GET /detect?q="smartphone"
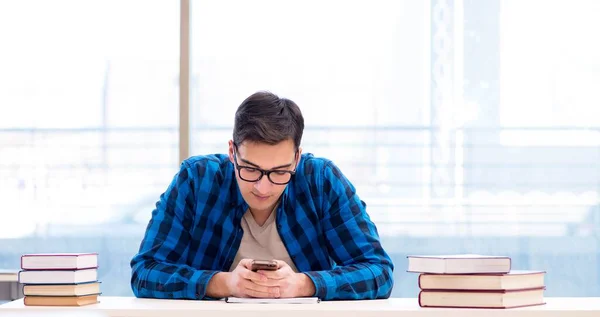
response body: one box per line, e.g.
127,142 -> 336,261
251,259 -> 278,272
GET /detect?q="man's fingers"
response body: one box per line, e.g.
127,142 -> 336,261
238,258 -> 254,270
245,289 -> 276,298
258,269 -> 285,280
253,278 -> 281,287
244,280 -> 280,297
257,260 -> 288,279
241,269 -> 267,282
274,260 -> 288,269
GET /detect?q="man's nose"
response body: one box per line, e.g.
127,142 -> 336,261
253,175 -> 272,193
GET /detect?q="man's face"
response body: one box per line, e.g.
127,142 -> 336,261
228,139 -> 301,213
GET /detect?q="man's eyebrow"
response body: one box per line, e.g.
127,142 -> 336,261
239,157 -> 293,170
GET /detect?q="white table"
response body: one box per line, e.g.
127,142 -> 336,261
1,296 -> 600,317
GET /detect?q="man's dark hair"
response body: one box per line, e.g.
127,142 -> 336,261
233,91 -> 304,150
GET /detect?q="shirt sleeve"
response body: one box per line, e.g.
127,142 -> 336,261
303,161 -> 394,300
130,161 -> 218,300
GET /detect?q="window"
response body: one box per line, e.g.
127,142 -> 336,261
190,0 -> 600,297
0,0 -> 179,295
0,0 -> 598,298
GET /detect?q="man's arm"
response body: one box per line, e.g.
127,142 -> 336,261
205,272 -> 231,298
303,161 -> 394,300
130,162 -> 225,300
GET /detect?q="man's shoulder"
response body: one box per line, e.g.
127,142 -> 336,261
300,152 -> 328,167
298,153 -> 336,176
299,153 -> 350,184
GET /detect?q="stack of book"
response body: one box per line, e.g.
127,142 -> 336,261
407,254 -> 546,309
18,253 -> 101,306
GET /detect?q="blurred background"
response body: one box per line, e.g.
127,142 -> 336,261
0,0 -> 598,298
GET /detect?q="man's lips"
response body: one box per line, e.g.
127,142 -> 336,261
252,193 -> 270,199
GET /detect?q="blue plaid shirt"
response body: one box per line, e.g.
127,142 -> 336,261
130,153 -> 394,300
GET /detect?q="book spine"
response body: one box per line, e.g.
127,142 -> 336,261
419,287 -> 546,293
415,303 -> 545,309
20,266 -> 99,271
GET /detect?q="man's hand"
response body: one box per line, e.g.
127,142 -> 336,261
226,259 -> 281,298
254,260 -> 316,298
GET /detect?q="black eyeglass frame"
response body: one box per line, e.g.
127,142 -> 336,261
232,145 -> 298,185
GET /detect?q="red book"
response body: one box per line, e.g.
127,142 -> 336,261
21,253 -> 98,270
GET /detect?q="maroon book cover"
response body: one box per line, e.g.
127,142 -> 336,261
418,287 -> 547,309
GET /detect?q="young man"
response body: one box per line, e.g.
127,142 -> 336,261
130,91 -> 394,300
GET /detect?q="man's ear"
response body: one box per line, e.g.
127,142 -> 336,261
295,146 -> 303,169
228,140 -> 235,164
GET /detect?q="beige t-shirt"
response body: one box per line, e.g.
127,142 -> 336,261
229,208 -> 298,273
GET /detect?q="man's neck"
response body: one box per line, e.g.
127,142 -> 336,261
249,201 -> 279,226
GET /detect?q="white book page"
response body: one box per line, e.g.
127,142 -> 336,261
225,297 -> 320,304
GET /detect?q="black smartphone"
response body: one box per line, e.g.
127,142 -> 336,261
251,259 -> 278,272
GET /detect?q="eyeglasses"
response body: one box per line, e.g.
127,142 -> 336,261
233,150 -> 297,185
